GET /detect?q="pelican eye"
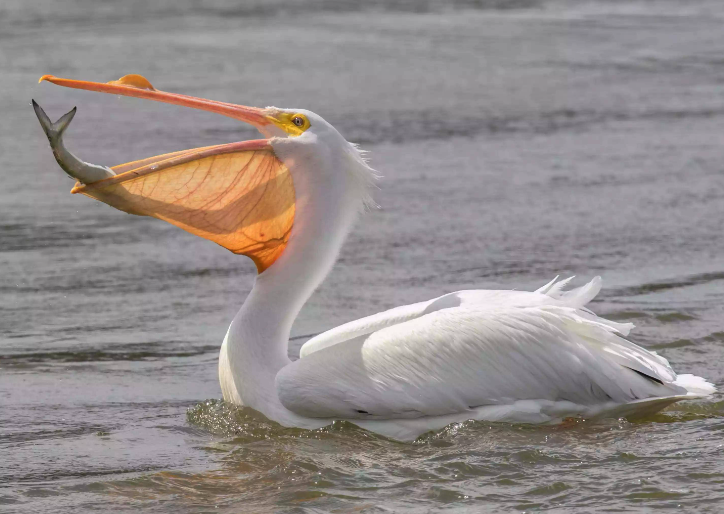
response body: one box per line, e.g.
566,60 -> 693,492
270,112 -> 309,135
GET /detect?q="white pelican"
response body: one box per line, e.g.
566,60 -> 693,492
34,74 -> 715,441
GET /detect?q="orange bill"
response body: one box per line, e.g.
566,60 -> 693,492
72,139 -> 295,273
39,74 -> 272,129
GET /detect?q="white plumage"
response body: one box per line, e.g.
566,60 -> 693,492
278,277 -> 713,429
36,75 -> 715,442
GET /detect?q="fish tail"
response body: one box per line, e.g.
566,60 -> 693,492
32,100 -> 115,183
32,99 -> 76,142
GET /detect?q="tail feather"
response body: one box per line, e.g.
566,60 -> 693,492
674,373 -> 717,397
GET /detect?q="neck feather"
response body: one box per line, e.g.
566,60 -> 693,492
221,133 -> 372,416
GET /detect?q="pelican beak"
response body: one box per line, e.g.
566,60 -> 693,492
38,74 -> 272,133
36,73 -> 295,273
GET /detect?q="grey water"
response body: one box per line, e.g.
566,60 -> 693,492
2,0 -> 724,511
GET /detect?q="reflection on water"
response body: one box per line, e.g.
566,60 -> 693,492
2,0 -> 724,512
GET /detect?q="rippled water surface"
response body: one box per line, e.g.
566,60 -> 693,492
2,0 -> 724,512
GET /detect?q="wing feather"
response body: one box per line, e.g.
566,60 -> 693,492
300,276 -> 628,357
278,301 -> 689,420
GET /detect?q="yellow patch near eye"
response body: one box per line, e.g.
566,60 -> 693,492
268,112 -> 310,136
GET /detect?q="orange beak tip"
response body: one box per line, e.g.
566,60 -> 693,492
39,74 -> 54,84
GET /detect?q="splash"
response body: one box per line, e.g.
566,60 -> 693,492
186,400 -> 378,443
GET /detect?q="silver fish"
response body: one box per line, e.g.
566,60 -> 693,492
32,99 -> 115,183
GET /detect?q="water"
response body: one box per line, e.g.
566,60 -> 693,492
2,0 -> 724,511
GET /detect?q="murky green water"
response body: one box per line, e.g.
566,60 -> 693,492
2,0 -> 724,511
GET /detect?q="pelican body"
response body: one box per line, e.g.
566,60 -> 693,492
34,74 -> 715,441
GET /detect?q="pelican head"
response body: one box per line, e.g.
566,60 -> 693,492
35,74 -> 376,275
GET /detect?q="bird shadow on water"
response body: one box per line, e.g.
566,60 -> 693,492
97,398 -> 724,512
